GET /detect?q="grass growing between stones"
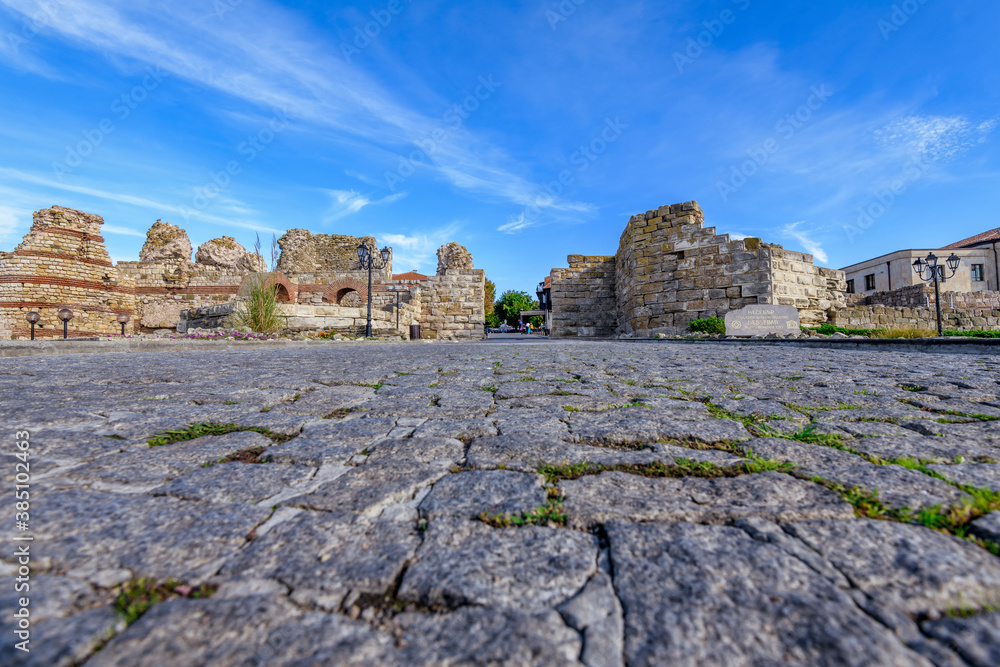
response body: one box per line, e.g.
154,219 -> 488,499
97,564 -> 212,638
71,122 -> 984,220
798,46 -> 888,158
147,422 -> 294,447
810,476 -> 1000,556
479,495 -> 567,528
324,406 -> 367,420
114,578 -> 217,626
535,456 -> 792,485
203,445 -> 269,467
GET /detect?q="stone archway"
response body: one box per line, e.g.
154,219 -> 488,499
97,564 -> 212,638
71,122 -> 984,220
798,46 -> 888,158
238,272 -> 297,304
323,278 -> 368,304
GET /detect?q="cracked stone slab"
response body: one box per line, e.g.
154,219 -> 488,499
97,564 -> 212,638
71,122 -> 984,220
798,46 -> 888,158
921,612 -> 1000,667
393,607 -> 582,666
0,607 -> 122,667
845,436 -> 1000,463
0,489 -> 269,580
902,420 -> 1000,442
278,459 -> 449,517
418,469 -> 549,520
260,417 -> 397,465
927,463 -> 1000,491
566,407 -> 750,445
466,434 -> 664,470
364,436 -> 465,466
219,515 -> 419,601
150,462 -> 316,504
398,517 -> 599,612
606,520 -> 930,666
557,571 -> 624,667
66,431 -> 276,488
89,595 -> 397,667
411,417 -> 498,440
560,470 -> 853,529
785,520 -> 1000,619
744,438 -> 970,510
969,512 -> 1000,543
265,384 -> 375,416
493,407 -> 572,436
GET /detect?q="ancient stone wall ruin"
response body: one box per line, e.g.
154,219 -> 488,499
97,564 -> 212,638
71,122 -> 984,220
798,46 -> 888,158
831,304 -> 1000,332
0,206 -> 484,340
551,201 -> 846,337
0,206 -> 135,338
549,256 -> 617,337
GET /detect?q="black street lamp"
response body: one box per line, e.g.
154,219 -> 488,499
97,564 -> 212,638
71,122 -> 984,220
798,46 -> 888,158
912,252 -> 961,336
57,308 -> 73,340
25,311 -> 40,340
357,242 -> 391,338
116,312 -> 130,336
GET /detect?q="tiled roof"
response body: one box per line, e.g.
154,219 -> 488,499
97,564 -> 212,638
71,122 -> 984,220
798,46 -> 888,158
944,228 -> 1000,249
392,272 -> 428,281
544,276 -> 551,289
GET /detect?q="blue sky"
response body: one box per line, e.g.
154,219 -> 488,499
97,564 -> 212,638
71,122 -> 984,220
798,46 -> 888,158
1,1 -> 997,294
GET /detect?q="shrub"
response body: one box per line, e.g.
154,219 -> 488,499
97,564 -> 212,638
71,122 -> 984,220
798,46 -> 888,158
870,327 -> 937,339
234,234 -> 283,333
944,329 -> 1000,339
688,317 -> 726,334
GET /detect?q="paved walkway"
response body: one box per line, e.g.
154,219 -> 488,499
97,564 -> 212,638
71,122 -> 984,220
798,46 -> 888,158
3,341 -> 1000,665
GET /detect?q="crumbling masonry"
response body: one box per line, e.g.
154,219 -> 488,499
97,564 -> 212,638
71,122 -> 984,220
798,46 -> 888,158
549,202 -> 847,337
0,206 -> 484,341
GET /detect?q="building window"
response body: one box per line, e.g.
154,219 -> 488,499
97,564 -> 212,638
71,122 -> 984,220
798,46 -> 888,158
846,279 -> 855,294
972,264 -> 984,282
864,274 -> 876,291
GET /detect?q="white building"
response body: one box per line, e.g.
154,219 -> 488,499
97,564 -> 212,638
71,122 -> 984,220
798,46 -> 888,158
840,228 -> 999,295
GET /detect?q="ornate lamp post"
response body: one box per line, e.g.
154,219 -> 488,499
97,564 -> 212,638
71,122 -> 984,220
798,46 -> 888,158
116,312 -> 130,336
912,252 -> 961,336
57,308 -> 73,340
25,312 -> 40,340
357,242 -> 391,338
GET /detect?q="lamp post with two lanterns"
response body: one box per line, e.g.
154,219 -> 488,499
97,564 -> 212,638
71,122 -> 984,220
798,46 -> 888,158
912,252 -> 961,337
357,242 -> 392,338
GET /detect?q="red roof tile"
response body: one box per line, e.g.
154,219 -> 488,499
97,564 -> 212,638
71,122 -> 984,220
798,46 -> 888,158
392,272 -> 428,281
944,228 -> 1000,249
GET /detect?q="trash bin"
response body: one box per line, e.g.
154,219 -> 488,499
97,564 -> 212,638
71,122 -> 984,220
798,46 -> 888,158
409,324 -> 421,340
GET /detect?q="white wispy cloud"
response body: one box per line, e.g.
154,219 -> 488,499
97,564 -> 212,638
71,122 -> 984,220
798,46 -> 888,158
498,212 -> 532,234
0,0 -> 592,223
875,115 -> 997,161
101,224 -> 146,237
324,189 -> 405,222
726,232 -> 749,241
380,222 -> 462,274
0,205 -> 29,244
782,221 -> 828,263
0,167 -> 284,234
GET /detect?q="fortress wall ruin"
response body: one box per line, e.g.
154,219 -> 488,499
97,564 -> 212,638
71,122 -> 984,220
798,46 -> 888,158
0,206 -> 484,340
0,207 -> 136,338
549,256 -> 617,337
550,201 -> 847,337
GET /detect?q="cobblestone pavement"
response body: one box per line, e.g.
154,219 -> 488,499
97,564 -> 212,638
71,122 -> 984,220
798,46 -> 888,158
3,341 -> 1000,666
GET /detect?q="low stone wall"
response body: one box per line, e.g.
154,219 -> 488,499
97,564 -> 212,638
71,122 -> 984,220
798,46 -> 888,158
846,285 -> 1000,312
551,255 -> 616,337
830,305 -> 1000,331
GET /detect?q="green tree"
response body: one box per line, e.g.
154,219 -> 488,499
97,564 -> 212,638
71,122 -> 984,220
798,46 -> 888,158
495,290 -> 539,326
484,279 -> 497,321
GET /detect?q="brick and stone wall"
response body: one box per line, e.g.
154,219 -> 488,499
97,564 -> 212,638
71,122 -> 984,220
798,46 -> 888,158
417,244 -> 485,340
551,201 -> 846,337
550,256 -> 617,337
850,285 -> 1000,311
0,206 -> 137,339
831,305 -> 1000,332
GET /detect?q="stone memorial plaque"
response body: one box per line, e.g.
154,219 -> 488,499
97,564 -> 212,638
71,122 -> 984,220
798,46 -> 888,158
724,304 -> 800,337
